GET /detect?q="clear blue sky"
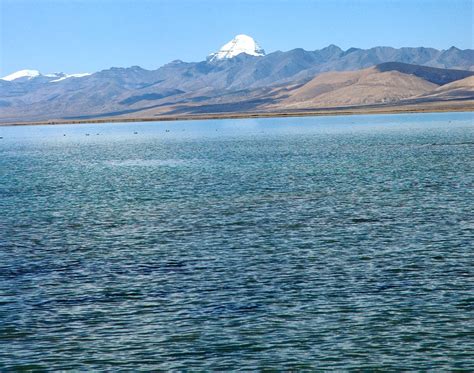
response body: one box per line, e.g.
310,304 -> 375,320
0,0 -> 472,75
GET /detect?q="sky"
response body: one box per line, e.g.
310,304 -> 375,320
0,0 -> 472,76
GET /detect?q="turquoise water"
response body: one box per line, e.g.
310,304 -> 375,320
0,112 -> 473,370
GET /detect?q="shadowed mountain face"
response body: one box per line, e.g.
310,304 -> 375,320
0,45 -> 473,122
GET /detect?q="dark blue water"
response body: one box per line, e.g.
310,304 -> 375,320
1,113 -> 473,370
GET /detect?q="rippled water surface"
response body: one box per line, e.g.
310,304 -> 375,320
1,113 -> 473,370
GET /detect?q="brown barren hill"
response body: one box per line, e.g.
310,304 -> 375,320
271,66 -> 439,110
416,75 -> 474,101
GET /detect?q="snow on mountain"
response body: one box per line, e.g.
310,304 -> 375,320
208,34 -> 265,62
50,73 -> 91,83
1,69 -> 41,81
1,69 -> 91,82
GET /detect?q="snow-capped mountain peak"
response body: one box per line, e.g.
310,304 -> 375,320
1,69 -> 41,81
1,69 -> 91,82
208,34 -> 265,62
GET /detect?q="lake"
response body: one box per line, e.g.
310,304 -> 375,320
0,112 -> 473,370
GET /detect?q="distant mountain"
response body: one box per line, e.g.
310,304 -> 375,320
0,36 -> 473,123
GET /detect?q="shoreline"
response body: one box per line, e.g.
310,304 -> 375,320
1,102 -> 472,127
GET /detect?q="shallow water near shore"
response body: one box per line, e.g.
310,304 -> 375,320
0,112 -> 473,370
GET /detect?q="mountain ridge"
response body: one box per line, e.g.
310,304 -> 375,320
1,41 -> 473,123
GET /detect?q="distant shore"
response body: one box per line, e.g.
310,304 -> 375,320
1,101 -> 472,127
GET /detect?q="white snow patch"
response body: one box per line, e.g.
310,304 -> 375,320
44,73 -> 63,78
50,73 -> 91,83
1,69 -> 91,82
1,69 -> 41,81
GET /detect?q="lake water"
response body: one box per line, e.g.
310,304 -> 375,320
0,112 -> 473,370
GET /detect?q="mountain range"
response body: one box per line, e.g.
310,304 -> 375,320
1,35 -> 473,123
